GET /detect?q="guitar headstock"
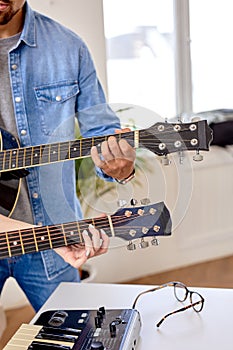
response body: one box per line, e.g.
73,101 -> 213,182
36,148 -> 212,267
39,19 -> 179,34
111,201 -> 172,249
139,120 -> 213,156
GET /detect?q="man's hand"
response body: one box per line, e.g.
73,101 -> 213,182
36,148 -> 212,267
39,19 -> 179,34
90,128 -> 136,181
55,225 -> 109,269
0,215 -> 109,270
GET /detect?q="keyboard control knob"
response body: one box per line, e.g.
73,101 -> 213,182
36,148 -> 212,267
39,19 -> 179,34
91,341 -> 104,349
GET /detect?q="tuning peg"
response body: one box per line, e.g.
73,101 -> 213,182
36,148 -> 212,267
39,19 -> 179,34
151,238 -> 159,246
117,199 -> 127,208
140,198 -> 150,205
127,241 -> 136,251
138,238 -> 149,249
193,150 -> 203,161
130,198 -> 138,206
161,155 -> 171,166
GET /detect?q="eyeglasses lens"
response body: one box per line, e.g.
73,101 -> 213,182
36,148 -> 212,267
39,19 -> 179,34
190,292 -> 203,312
174,283 -> 187,302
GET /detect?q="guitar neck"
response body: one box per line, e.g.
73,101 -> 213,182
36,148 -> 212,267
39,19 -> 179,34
0,131 -> 136,173
0,201 -> 172,260
0,120 -> 212,173
0,216 -> 112,259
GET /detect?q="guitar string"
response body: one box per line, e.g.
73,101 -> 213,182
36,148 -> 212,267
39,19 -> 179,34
0,212 -> 159,255
0,125 -> 202,169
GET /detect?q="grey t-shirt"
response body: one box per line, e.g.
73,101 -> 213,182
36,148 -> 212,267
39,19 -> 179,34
0,33 -> 34,224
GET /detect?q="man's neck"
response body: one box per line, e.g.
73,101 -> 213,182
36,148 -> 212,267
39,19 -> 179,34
0,7 -> 24,39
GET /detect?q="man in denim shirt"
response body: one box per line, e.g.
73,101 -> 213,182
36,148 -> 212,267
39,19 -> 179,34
0,1 -> 136,311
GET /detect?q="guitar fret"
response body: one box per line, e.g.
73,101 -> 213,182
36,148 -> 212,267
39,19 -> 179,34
18,229 -> 25,255
107,215 -> 115,237
7,231 -> 23,257
47,226 -> 53,249
62,224 -> 68,246
4,150 -> 11,171
68,141 -> 71,160
0,232 -> 11,259
17,148 -> 25,168
32,146 -> 41,165
58,143 -> 61,161
69,140 -> 81,159
91,216 -> 111,237
33,226 -> 52,251
39,145 -> 46,165
76,221 -> 82,244
48,225 -> 65,249
0,151 -> 4,171
32,227 -> 39,252
59,142 -> 70,161
48,144 -> 51,164
134,130 -> 139,149
11,148 -> 18,169
63,223 -> 80,246
25,147 -> 33,167
19,227 -> 38,254
50,143 -> 59,162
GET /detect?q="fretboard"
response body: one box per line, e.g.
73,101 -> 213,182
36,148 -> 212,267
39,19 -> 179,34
0,201 -> 172,260
0,216 -> 112,259
0,131 -> 136,173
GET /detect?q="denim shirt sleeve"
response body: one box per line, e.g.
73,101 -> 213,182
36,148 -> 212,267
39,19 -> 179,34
76,43 -> 121,137
75,44 -> 121,182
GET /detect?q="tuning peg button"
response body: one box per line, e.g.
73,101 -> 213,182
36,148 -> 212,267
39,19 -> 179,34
117,199 -> 127,207
161,155 -> 171,166
138,239 -> 149,249
193,152 -> 203,161
130,198 -> 138,206
127,242 -> 136,251
140,198 -> 150,205
151,238 -> 159,246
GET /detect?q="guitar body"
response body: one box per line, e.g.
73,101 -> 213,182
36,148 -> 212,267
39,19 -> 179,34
0,128 -> 24,217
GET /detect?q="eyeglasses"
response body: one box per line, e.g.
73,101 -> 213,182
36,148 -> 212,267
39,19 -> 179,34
132,281 -> 205,328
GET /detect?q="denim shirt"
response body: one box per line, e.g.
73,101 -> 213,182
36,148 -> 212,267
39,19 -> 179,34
9,2 -> 120,224
8,3 -> 120,277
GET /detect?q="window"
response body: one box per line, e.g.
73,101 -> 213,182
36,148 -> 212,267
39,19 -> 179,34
104,0 -> 233,119
103,0 -> 176,119
190,0 -> 233,112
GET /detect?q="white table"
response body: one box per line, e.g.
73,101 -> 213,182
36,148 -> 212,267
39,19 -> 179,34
32,282 -> 233,349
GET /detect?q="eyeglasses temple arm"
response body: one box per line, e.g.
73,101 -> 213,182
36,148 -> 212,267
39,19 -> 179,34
132,283 -> 175,309
156,301 -> 203,328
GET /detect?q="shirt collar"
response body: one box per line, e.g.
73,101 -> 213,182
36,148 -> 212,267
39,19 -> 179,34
19,2 -> 36,47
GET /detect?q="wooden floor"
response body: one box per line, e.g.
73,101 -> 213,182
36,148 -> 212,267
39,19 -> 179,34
124,254 -> 233,288
0,254 -> 233,349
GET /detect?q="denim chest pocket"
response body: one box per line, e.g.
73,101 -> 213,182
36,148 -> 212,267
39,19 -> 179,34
34,81 -> 79,138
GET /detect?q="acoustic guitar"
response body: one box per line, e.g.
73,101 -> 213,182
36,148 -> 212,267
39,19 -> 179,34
0,120 -> 212,216
0,201 -> 171,259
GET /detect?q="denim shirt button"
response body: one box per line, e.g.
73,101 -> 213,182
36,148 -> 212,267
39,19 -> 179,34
11,64 -> 18,70
37,221 -> 43,226
55,95 -> 62,102
33,192 -> 39,199
21,129 -> 27,136
15,96 -> 21,103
